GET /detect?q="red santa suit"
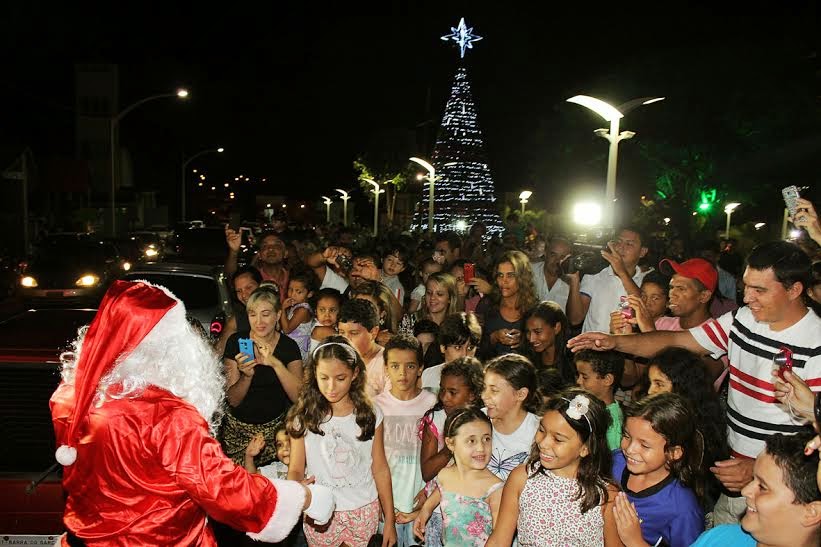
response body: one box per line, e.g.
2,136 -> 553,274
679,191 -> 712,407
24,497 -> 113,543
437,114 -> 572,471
49,280 -> 325,546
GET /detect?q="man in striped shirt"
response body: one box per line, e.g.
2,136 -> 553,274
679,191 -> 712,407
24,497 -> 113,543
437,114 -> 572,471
568,241 -> 821,525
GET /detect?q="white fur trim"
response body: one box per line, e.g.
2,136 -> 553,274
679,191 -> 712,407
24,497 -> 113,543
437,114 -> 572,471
55,445 -> 77,466
245,478 -> 306,543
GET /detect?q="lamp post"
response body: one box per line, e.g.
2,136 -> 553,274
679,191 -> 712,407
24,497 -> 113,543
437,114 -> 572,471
181,146 -> 224,222
724,202 -> 741,238
111,88 -> 189,235
363,179 -> 385,237
410,157 -> 437,233
519,190 -> 532,215
335,189 -> 350,226
566,94 -> 664,230
321,196 -> 332,223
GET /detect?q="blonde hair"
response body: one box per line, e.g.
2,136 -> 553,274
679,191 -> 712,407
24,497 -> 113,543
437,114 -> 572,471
246,286 -> 282,313
421,272 -> 461,319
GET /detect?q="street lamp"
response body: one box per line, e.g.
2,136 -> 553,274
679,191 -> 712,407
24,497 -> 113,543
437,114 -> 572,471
573,202 -> 602,226
724,202 -> 740,238
110,88 -> 189,234
519,190 -> 532,215
321,196 -> 333,223
410,156 -> 437,233
363,179 -> 385,237
335,189 -> 350,226
566,94 -> 665,230
181,146 -> 224,222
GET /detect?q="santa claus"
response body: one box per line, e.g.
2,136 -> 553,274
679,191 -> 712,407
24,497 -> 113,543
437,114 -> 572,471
49,280 -> 333,545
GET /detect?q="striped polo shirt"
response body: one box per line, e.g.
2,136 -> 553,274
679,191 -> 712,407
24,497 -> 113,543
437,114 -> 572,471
690,306 -> 821,458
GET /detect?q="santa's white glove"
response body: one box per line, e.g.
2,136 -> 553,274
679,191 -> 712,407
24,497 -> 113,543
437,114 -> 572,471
305,483 -> 335,525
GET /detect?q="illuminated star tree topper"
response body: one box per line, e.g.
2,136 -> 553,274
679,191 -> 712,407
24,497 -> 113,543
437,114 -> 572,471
441,17 -> 483,58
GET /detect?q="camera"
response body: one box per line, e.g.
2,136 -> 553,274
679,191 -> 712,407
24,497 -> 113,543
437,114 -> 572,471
560,251 -> 608,276
336,254 -> 353,272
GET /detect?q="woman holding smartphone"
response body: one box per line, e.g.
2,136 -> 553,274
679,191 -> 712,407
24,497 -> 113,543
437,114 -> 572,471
471,250 -> 538,359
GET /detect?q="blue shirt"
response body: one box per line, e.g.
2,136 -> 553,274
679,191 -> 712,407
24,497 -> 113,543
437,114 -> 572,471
690,524 -> 755,546
612,450 -> 704,547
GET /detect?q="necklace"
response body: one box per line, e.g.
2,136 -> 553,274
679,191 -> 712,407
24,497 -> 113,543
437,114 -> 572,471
252,332 -> 279,352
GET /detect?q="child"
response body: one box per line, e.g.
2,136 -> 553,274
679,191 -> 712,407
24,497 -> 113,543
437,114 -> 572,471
417,357 -> 485,547
310,287 -> 344,354
286,336 -> 397,547
612,392 -> 705,547
421,312 -> 482,395
280,268 -> 317,360
486,387 -> 620,546
244,426 -> 290,480
408,258 -> 442,314
413,407 -> 503,546
381,245 -> 409,306
374,334 -> 437,547
338,298 -> 386,399
574,349 -> 625,451
482,354 -> 541,480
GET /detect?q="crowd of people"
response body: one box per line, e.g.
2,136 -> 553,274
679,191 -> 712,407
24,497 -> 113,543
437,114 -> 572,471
74,196 -> 821,546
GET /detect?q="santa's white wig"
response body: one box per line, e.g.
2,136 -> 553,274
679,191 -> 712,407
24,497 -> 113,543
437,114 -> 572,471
60,283 -> 226,433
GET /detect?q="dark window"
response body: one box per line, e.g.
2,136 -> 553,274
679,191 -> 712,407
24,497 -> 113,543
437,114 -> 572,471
122,274 -> 219,310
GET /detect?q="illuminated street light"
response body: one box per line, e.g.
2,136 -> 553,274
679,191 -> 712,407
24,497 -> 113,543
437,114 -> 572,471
754,222 -> 766,230
363,178 -> 386,237
181,146 -> 224,221
573,202 -> 602,226
724,202 -> 740,238
566,94 -> 665,230
410,157 -> 437,232
321,196 -> 333,223
110,88 -> 189,234
519,190 -> 532,215
335,189 -> 350,226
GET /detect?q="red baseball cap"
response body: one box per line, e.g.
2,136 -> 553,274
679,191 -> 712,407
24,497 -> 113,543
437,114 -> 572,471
659,258 -> 718,292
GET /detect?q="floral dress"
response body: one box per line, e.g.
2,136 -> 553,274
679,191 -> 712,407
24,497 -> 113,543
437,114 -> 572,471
437,478 -> 503,546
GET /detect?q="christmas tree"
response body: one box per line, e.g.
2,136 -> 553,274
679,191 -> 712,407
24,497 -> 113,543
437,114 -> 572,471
412,18 -> 504,236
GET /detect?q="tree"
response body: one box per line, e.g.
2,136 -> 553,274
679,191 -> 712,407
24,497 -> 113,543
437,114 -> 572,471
352,157 -> 409,225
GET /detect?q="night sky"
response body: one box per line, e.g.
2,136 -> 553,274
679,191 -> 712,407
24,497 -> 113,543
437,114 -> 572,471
2,4 -> 819,227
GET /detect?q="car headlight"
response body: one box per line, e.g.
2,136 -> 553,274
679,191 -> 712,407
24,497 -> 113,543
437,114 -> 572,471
20,275 -> 38,288
144,248 -> 158,258
76,274 -> 100,287
122,261 -> 132,271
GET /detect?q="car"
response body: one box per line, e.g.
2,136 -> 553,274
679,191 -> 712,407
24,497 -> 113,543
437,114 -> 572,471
121,262 -> 233,340
126,231 -> 171,262
18,237 -> 130,306
0,308 -> 98,536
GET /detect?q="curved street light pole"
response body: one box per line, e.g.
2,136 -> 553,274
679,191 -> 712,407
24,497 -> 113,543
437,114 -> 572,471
335,189 -> 350,226
724,202 -> 740,239
410,157 -> 436,233
519,190 -> 532,215
363,179 -> 385,237
110,88 -> 189,235
321,196 -> 333,223
181,147 -> 224,222
566,95 -> 664,230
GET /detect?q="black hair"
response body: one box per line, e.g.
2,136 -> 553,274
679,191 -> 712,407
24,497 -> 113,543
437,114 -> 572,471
443,405 -> 492,440
648,347 -> 729,465
314,287 -> 345,307
641,270 -> 670,292
421,356 -> 485,427
616,225 -> 648,248
413,318 -> 440,338
354,248 -> 382,265
766,430 -> 821,505
536,368 -> 568,403
520,301 -> 575,385
624,393 -> 705,500
531,387 -> 613,513
288,266 -> 319,295
384,333 -> 424,368
574,350 -> 625,392
338,298 -> 380,331
438,312 -> 482,348
484,354 -> 540,414
435,231 -> 462,252
232,265 -> 263,286
746,241 -> 812,292
383,244 -> 411,267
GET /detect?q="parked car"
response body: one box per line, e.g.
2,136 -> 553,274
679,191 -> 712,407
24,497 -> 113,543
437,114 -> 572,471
18,237 -> 129,306
0,308 -> 97,536
121,262 -> 233,340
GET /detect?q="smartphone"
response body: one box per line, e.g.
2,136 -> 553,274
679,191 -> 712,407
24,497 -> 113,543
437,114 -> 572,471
229,212 -> 242,231
238,338 -> 255,358
782,186 -> 801,218
618,296 -> 634,319
774,346 -> 793,381
463,263 -> 475,283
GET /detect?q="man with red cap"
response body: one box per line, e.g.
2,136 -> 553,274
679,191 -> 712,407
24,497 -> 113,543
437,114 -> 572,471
50,280 -> 334,546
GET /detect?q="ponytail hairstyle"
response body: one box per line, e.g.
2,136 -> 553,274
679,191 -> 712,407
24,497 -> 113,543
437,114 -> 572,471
624,392 -> 705,501
484,353 -> 540,414
286,335 -> 375,441
529,387 -> 613,513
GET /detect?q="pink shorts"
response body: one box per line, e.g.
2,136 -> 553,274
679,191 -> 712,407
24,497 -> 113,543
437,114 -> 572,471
303,498 -> 380,547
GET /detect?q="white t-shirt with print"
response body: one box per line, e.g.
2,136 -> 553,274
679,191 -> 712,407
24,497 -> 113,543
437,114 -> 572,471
304,406 -> 384,511
484,410 -> 540,481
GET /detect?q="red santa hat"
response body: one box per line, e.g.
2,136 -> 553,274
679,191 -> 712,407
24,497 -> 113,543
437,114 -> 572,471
55,280 -> 178,466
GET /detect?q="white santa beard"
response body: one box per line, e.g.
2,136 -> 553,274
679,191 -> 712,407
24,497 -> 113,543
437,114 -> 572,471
62,302 -> 226,432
